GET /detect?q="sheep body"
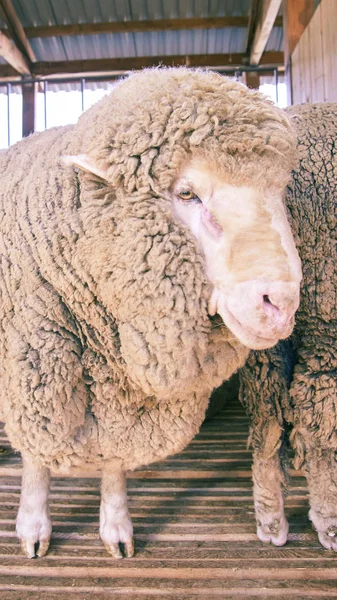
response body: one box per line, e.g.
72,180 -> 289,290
238,102 -> 337,549
0,67 -> 298,557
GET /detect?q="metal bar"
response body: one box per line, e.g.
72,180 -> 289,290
6,82 -> 10,146
22,80 -> 36,137
44,79 -> 47,130
81,77 -> 85,112
0,66 -> 282,87
274,68 -> 279,105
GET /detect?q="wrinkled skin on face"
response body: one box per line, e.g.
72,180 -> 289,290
171,158 -> 302,350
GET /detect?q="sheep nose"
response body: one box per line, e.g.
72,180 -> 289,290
260,284 -> 299,332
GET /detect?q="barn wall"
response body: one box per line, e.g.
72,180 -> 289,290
291,0 -> 337,104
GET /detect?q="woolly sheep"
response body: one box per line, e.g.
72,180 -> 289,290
238,102 -> 337,551
0,67 -> 301,559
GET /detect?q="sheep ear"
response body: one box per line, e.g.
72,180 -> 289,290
62,154 -> 109,180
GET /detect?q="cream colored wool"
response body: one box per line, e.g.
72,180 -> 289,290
0,67 -> 296,474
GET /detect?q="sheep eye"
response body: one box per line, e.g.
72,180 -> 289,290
178,189 -> 201,203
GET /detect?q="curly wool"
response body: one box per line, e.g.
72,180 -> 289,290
0,68 -> 296,474
239,102 -> 337,462
74,67 -> 297,193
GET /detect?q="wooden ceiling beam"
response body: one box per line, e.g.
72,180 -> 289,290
249,0 -> 283,65
0,52 -> 284,79
246,0 -> 263,56
28,52 -> 283,77
0,61 -> 17,78
0,30 -> 30,74
0,0 -> 35,62
17,16 -> 282,39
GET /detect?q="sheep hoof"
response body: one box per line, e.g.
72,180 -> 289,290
317,530 -> 337,552
124,539 -> 135,558
309,509 -> 337,551
16,512 -> 52,558
256,514 -> 289,546
103,542 -> 124,559
327,528 -> 337,537
103,538 -> 134,559
20,539 -> 37,559
100,516 -> 134,559
19,537 -> 50,559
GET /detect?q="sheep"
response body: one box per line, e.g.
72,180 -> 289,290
238,102 -> 337,551
0,67 -> 302,559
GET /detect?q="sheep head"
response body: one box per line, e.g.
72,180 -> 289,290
171,158 -> 302,350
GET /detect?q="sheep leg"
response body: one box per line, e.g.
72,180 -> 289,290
16,454 -> 51,558
252,451 -> 288,546
238,344 -> 294,547
305,449 -> 337,551
100,469 -> 134,559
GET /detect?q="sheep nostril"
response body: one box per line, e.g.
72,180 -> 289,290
262,294 -> 287,325
262,294 -> 279,313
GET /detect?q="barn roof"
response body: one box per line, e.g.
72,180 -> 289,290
0,0 -> 289,79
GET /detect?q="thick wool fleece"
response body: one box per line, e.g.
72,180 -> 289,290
0,68 -> 295,474
74,67 -> 296,194
239,102 -> 337,468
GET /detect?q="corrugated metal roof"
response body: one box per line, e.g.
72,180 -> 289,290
13,0 -> 253,26
265,26 -> 283,52
29,27 -> 260,62
10,0 -> 322,29
9,0 -> 282,65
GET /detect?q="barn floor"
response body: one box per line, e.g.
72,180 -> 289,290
1,397 -> 337,599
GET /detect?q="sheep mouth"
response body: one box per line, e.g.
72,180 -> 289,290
212,306 -> 282,350
208,312 -> 278,349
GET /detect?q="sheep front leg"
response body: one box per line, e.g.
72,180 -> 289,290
100,468 -> 134,559
238,344 -> 293,547
306,449 -> 337,551
16,455 -> 51,558
253,452 -> 288,546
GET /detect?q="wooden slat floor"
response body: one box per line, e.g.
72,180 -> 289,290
1,398 -> 337,599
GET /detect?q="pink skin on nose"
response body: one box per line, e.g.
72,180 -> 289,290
254,280 -> 300,331
262,295 -> 293,328
201,205 -> 223,238
225,280 -> 300,342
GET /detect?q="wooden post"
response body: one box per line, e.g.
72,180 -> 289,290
283,0 -> 315,105
22,81 -> 35,137
244,71 -> 260,89
249,0 -> 282,65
